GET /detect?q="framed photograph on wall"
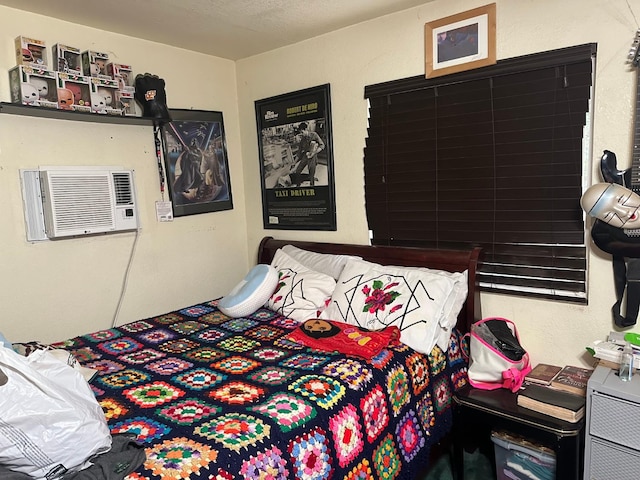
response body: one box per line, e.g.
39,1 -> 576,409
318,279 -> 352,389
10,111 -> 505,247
255,84 -> 336,231
425,3 -> 496,78
161,109 -> 233,217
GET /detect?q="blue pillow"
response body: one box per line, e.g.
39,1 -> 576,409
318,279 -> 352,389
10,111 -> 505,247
0,331 -> 12,350
218,264 -> 278,318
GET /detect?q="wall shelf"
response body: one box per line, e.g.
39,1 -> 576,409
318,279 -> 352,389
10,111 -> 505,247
0,102 -> 154,126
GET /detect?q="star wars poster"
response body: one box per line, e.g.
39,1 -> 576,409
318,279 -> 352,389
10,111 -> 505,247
161,109 -> 233,217
255,84 -> 336,230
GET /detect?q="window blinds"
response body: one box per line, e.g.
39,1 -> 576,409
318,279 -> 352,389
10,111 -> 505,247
363,44 -> 596,302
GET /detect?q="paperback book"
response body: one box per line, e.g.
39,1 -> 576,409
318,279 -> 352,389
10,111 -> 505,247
550,365 -> 593,396
524,363 -> 562,385
517,383 -> 586,423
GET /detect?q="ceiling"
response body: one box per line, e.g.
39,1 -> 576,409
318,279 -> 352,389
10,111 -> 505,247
0,0 -> 432,60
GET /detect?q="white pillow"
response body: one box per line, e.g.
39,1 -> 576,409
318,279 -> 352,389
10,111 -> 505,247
321,259 -> 466,354
430,269 -> 468,342
281,244 -> 362,280
435,270 -> 467,350
267,249 -> 337,322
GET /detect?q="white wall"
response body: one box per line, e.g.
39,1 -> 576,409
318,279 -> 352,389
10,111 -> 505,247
0,6 -> 250,343
236,0 -> 640,368
1,0 -> 638,367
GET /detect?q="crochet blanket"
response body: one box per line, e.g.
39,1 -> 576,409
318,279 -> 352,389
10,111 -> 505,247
53,300 -> 469,480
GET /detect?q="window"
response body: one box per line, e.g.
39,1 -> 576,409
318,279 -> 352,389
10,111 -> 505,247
363,44 -> 596,303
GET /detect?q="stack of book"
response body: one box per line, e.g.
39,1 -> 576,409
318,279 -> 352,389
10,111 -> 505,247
517,364 -> 592,423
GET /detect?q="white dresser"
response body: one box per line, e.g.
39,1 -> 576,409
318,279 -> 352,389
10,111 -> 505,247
584,364 -> 640,479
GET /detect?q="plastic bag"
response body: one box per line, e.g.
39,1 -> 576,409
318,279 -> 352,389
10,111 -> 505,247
0,346 -> 112,479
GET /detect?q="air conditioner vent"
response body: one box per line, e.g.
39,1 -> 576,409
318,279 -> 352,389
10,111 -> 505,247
112,172 -> 133,205
48,175 -> 113,232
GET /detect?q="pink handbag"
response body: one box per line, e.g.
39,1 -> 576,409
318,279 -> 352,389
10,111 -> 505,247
465,317 -> 531,392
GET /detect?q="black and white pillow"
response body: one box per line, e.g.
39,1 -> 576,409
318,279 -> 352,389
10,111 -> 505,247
321,259 -> 467,354
267,249 -> 337,322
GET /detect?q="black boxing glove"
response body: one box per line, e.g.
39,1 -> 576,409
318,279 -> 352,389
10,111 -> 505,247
134,73 -> 171,121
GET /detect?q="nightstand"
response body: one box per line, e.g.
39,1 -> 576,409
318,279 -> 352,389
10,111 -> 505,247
452,384 -> 584,480
584,364 -> 640,479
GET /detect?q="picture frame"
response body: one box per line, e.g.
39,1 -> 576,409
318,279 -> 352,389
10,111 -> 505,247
161,109 -> 233,217
425,3 -> 496,79
255,84 -> 337,231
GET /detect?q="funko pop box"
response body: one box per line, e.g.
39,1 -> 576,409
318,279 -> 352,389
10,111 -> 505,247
56,72 -> 92,113
53,44 -> 82,75
15,36 -> 48,69
107,63 -> 135,92
81,50 -> 110,80
9,65 -> 58,109
90,77 -> 122,115
115,90 -> 137,116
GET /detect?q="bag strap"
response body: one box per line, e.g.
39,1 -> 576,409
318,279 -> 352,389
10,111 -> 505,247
461,332 -> 470,360
612,255 -> 640,327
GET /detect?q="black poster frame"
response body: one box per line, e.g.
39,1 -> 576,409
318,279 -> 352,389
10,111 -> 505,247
255,84 -> 336,231
161,109 -> 233,217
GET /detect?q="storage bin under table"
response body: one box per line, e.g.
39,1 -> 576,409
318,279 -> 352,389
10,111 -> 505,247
453,384 -> 584,480
491,430 -> 556,480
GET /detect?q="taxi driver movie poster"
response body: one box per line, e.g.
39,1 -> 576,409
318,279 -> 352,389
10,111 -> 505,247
255,84 -> 336,230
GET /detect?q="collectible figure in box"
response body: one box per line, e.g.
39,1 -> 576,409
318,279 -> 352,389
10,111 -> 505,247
56,72 -> 92,113
115,90 -> 137,116
15,36 -> 48,68
9,66 -> 58,108
57,87 -> 74,110
18,83 -> 39,106
90,77 -> 122,115
52,44 -> 82,75
81,50 -> 110,79
107,63 -> 135,92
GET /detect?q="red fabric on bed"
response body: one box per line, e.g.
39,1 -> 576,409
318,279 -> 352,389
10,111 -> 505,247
288,318 -> 400,360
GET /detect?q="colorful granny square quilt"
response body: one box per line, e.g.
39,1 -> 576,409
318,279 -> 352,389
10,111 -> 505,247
53,302 -> 468,479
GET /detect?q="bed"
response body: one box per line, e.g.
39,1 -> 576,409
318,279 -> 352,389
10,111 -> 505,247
52,237 -> 482,480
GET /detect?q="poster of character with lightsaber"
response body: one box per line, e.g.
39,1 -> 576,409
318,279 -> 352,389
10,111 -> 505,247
161,109 -> 233,217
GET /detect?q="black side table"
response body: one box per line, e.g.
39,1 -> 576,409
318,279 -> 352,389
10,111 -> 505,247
452,384 -> 584,480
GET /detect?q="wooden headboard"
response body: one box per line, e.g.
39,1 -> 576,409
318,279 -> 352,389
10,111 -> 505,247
257,237 -> 482,333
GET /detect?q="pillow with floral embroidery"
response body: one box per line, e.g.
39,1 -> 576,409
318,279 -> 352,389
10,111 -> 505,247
267,249 -> 337,322
320,258 -> 466,354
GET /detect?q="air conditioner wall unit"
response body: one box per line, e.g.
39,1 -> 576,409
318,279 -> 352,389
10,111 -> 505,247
24,166 -> 139,240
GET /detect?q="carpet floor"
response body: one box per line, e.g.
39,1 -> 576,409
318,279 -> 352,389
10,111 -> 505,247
424,448 -> 495,480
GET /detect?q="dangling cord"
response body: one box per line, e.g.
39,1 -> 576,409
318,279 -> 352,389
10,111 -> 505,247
154,123 -> 166,200
111,229 -> 140,328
